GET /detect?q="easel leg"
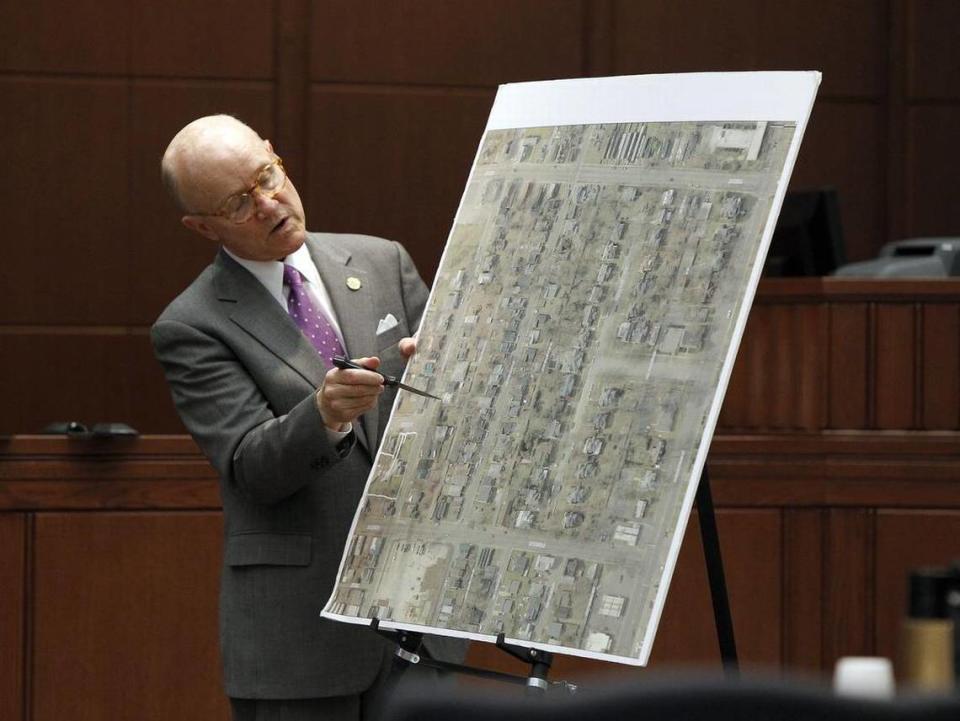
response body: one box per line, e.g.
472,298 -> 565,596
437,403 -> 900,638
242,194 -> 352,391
696,468 -> 739,675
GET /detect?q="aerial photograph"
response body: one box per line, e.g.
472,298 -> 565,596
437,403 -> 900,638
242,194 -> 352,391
324,118 -> 796,664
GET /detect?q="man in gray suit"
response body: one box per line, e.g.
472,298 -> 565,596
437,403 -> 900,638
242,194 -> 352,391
152,115 -> 438,720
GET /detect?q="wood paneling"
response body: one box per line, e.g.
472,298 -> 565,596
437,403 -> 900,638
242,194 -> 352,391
788,101 -> 886,264
128,1 -> 273,79
782,509 -> 823,670
906,106 -> 960,238
129,81 -> 274,324
874,510 -> 960,673
724,303 -> 827,431
307,87 -> 493,280
828,303 -> 869,428
0,0 -> 272,78
756,0 -> 886,99
613,0 -> 884,98
0,79 -> 129,325
920,304 -> 960,429
0,332 -> 181,434
649,509 -> 783,670
0,513 -> 26,721
309,0 -> 584,86
275,1 -> 311,186
613,1 -> 761,76
906,0 -> 960,100
874,304 -> 916,429
32,512 -> 227,721
822,509 -> 873,666
0,0 -> 130,73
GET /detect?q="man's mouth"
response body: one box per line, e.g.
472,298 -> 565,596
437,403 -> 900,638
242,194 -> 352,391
271,217 -> 289,234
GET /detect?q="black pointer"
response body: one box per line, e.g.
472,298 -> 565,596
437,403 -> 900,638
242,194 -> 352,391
331,355 -> 441,401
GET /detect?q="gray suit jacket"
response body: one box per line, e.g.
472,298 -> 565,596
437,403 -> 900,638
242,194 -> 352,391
152,233 -> 432,699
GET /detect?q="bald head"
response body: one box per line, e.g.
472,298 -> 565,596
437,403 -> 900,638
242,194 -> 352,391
161,114 -> 265,213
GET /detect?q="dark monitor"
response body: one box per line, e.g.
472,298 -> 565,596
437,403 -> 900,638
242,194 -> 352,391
763,188 -> 845,277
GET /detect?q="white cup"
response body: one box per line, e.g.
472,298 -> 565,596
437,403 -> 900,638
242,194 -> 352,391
833,656 -> 896,700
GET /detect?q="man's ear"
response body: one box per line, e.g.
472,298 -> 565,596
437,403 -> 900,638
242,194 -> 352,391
182,215 -> 219,242
264,139 -> 274,154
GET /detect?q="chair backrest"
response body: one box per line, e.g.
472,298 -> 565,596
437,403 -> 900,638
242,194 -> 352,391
382,676 -> 960,721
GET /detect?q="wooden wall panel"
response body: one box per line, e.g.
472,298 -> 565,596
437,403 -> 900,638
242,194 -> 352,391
0,0 -> 272,78
0,79 -> 129,325
782,509 -> 823,671
788,101 -> 886,263
755,0 -> 886,99
613,0 -> 762,76
721,299 -> 826,432
873,510 -> 960,676
742,305 -> 774,428
906,107 -> 960,238
828,303 -> 869,428
32,512 -> 227,721
0,332 -> 181,434
906,0 -> 960,100
0,0 -> 130,73
309,0 -> 584,86
129,82 -> 274,324
128,1 -> 273,79
613,0 -> 884,98
717,333 -> 751,429
307,88 -> 493,280
0,514 -> 26,721
647,509 -> 783,671
920,304 -> 960,429
873,304 -> 916,429
822,509 -> 873,667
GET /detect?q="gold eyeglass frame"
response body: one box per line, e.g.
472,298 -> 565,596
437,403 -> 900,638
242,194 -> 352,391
192,156 -> 287,224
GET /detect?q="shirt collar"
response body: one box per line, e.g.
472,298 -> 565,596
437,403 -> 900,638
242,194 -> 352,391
223,242 -> 320,307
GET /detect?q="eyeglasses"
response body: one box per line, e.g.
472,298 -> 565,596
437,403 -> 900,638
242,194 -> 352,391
195,157 -> 288,224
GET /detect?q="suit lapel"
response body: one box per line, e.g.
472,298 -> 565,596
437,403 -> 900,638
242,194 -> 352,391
307,235 -> 379,452
214,251 -> 328,391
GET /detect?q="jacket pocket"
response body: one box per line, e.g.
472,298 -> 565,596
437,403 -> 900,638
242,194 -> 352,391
225,532 -> 312,567
376,324 -> 405,353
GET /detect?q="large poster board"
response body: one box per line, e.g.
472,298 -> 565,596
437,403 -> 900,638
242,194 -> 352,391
323,72 -> 820,665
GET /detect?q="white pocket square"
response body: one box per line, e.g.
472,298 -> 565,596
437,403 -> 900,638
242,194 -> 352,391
376,313 -> 399,335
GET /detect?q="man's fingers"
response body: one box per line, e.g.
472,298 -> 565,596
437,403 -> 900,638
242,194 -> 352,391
324,385 -> 383,402
398,337 -> 417,359
328,368 -> 384,388
316,359 -> 386,429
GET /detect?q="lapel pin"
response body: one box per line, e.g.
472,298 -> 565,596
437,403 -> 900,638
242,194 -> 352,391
346,276 -> 362,291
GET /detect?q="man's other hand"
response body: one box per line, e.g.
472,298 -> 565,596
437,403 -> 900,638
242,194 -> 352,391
316,356 -> 384,430
399,336 -> 417,359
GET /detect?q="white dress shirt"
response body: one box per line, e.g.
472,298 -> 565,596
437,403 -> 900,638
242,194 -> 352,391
223,243 -> 347,350
223,244 -> 352,440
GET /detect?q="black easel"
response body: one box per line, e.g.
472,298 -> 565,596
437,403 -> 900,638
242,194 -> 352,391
369,465 -> 738,691
695,467 -> 739,675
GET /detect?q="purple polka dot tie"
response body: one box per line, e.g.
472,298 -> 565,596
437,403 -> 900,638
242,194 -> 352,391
283,264 -> 345,368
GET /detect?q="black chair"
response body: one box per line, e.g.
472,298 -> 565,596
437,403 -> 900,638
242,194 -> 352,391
382,675 -> 960,721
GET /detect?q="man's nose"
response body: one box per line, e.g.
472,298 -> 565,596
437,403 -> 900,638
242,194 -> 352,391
252,190 -> 280,218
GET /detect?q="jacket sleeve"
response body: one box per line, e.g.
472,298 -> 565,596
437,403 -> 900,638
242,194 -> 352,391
151,318 -> 352,506
394,240 -> 430,332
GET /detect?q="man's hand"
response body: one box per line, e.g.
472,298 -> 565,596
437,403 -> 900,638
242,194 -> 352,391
399,336 -> 417,359
316,356 -> 384,431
